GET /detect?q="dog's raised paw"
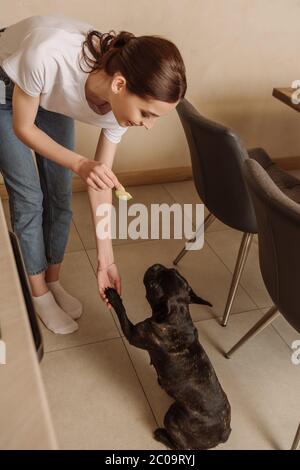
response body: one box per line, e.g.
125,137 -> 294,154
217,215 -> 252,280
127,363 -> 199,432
104,287 -> 118,298
104,287 -> 122,305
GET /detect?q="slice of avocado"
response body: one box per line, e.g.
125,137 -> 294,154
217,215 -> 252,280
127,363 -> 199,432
115,185 -> 133,200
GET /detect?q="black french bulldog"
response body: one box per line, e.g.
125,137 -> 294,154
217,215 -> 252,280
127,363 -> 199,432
105,263 -> 231,450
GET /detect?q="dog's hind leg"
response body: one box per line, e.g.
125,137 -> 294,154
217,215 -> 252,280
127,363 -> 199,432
154,403 -> 192,450
154,428 -> 178,450
162,402 -> 192,450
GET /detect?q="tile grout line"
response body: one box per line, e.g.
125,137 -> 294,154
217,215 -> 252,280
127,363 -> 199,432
43,334 -> 123,355
43,307 -> 265,356
192,307 -> 267,327
80,240 -> 161,428
117,336 -> 161,429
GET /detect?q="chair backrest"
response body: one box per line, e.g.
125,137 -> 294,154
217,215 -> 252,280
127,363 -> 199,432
176,99 -> 257,233
244,158 -> 300,333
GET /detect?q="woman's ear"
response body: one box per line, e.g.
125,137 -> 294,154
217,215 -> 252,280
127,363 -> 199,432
111,74 -> 126,94
189,288 -> 212,307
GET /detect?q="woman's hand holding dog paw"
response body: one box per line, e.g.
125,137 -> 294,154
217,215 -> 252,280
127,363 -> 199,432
97,262 -> 121,310
104,286 -> 122,310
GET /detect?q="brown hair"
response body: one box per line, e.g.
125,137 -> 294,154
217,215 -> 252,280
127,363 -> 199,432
80,29 -> 187,103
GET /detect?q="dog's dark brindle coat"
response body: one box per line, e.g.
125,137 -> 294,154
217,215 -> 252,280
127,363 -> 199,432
105,263 -> 231,450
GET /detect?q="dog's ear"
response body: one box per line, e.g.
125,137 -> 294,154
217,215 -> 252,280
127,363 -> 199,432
189,288 -> 212,307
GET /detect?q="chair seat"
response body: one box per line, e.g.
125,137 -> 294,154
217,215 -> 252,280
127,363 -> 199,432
248,148 -> 300,204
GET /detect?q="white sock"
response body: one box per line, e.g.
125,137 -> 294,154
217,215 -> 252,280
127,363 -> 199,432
32,290 -> 79,335
46,280 -> 83,320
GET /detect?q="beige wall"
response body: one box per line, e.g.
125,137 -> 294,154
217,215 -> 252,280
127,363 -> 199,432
1,0 -> 300,176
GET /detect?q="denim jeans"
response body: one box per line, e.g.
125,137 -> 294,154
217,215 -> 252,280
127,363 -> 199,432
0,65 -> 75,275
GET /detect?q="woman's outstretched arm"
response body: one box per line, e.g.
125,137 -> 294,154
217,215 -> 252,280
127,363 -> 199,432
87,130 -> 122,307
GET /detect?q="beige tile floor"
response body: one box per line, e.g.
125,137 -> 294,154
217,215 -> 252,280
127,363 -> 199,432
2,181 -> 300,450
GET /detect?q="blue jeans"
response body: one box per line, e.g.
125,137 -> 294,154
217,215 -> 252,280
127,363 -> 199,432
0,66 -> 75,275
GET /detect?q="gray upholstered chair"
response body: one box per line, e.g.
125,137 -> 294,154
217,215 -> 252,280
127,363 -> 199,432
174,98 -> 258,326
225,156 -> 300,450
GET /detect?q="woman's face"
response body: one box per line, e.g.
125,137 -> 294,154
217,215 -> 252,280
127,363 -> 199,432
109,73 -> 180,129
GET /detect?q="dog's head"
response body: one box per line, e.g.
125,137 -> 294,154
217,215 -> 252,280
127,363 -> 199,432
143,263 -> 212,320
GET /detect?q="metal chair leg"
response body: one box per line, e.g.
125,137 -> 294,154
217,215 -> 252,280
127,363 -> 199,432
173,212 -> 215,265
221,232 -> 254,327
224,305 -> 279,358
291,423 -> 300,450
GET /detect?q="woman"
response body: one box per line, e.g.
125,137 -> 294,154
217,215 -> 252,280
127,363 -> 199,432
0,14 -> 187,334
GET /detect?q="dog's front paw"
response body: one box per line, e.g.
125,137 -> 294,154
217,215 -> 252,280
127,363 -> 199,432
105,287 -> 122,308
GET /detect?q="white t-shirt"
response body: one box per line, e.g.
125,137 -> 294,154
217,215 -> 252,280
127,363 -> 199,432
0,14 -> 128,144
